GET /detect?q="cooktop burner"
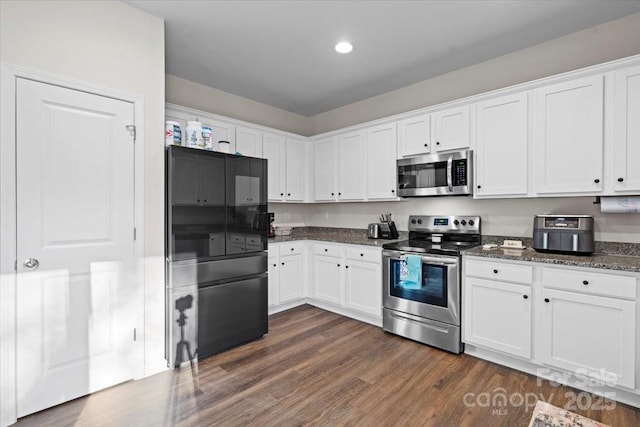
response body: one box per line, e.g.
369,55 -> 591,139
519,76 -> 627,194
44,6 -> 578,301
382,215 -> 482,256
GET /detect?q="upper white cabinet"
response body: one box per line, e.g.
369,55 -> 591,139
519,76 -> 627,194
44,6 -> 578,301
612,64 -> 640,193
366,123 -> 398,200
398,114 -> 431,157
433,105 -> 470,152
263,131 -> 285,200
313,137 -> 338,201
474,92 -> 529,198
338,131 -> 366,201
284,137 -> 305,201
533,75 -> 604,195
236,126 -> 263,158
263,133 -> 305,202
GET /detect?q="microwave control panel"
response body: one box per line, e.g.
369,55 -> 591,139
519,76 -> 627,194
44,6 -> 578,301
453,159 -> 467,186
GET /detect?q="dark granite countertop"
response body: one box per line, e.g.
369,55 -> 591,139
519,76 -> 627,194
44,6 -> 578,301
268,226 -> 407,248
463,245 -> 640,273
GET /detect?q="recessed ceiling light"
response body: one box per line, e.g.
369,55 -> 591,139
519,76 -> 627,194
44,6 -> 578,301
335,42 -> 353,54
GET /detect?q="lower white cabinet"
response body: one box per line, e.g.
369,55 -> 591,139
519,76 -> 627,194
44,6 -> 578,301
463,256 -> 639,399
312,251 -> 344,305
540,287 -> 636,389
344,249 -> 382,317
464,277 -> 532,359
268,243 -> 305,307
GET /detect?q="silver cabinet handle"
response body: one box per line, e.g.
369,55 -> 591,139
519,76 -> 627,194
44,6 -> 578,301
24,258 -> 39,270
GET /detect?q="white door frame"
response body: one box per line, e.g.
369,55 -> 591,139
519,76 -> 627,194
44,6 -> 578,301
0,64 -> 146,426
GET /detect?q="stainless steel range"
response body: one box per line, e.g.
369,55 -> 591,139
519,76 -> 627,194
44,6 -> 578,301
382,215 -> 481,353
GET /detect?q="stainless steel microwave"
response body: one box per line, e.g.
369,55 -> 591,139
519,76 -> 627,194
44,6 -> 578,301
397,150 -> 473,197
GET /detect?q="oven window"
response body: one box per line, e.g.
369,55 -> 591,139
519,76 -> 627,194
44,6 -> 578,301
389,258 -> 448,307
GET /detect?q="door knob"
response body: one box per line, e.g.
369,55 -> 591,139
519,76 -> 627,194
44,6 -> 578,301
24,258 -> 39,270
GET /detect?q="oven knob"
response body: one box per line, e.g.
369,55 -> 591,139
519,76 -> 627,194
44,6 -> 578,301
468,219 -> 475,226
461,220 -> 467,226
411,219 -> 416,224
417,219 -> 422,224
453,220 -> 460,226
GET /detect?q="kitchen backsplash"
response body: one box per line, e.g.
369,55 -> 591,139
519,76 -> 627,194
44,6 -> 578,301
269,196 -> 640,244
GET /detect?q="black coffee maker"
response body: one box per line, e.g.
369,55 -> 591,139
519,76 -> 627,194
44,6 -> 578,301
268,212 -> 275,238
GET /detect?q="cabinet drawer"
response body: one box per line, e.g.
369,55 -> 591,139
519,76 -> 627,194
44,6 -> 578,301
280,242 -> 304,256
465,258 -> 533,284
542,267 -> 637,299
312,243 -> 343,257
229,234 -> 246,244
246,236 -> 262,246
345,246 -> 381,263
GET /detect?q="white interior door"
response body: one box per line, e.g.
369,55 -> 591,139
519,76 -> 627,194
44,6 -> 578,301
15,78 -> 136,417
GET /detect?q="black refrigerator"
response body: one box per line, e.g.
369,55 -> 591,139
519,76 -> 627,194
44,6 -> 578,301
165,145 -> 268,366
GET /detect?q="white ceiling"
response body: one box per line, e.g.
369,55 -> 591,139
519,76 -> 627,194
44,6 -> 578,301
127,1 -> 640,117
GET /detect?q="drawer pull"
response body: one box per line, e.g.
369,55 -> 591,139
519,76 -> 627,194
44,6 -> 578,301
337,264 -> 341,267
582,280 -> 589,285
523,295 -> 528,299
291,247 -> 294,251
345,265 -> 349,269
360,253 -> 364,257
281,262 -> 285,266
493,269 -> 498,274
324,248 -> 328,252
544,298 -> 550,303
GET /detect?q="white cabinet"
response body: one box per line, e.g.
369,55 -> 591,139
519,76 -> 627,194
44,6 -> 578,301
464,258 -> 533,359
344,247 -> 382,317
533,75 -> 604,195
263,132 -> 285,200
313,137 -> 338,201
312,246 -> 344,305
540,288 -> 636,389
268,243 -> 305,307
433,105 -> 470,152
612,65 -> 640,193
366,123 -> 398,200
475,92 -> 529,197
268,248 -> 279,307
264,134 -> 306,202
285,137 -> 305,201
338,131 -> 366,201
310,243 -> 382,319
464,277 -> 532,359
398,114 -> 431,157
236,126 -> 263,157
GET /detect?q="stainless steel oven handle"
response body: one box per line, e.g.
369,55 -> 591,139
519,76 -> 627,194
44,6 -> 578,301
447,155 -> 453,192
384,253 -> 458,265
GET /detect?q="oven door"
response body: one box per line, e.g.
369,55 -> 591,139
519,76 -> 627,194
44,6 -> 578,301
382,249 -> 460,325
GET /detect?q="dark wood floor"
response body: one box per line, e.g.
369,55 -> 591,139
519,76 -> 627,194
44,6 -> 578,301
16,305 -> 640,426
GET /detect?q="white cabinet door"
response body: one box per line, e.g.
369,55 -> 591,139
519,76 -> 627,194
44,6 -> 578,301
236,126 -> 263,157
533,75 -> 604,195
366,123 -> 398,200
312,254 -> 344,305
345,260 -> 382,317
338,131 -> 366,200
279,253 -> 304,303
540,289 -> 636,389
268,254 -> 280,307
612,65 -> 640,193
475,92 -> 529,197
313,137 -> 337,201
285,137 -> 305,201
263,132 -> 285,201
398,114 -> 431,157
434,105 -> 470,152
203,119 -> 235,152
463,278 -> 532,359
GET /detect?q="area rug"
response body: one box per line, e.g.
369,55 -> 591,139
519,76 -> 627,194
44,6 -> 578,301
528,401 -> 610,427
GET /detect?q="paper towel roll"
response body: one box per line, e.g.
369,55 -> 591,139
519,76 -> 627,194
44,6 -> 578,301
601,197 -> 640,213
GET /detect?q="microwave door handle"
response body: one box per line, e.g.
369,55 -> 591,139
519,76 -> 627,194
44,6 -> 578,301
446,155 -> 454,192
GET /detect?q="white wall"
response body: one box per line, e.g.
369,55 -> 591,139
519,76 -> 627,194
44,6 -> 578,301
277,197 -> 639,244
310,12 -> 640,134
166,74 -> 312,136
0,0 -> 166,375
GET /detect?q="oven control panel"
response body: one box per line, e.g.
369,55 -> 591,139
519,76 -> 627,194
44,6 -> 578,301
408,215 -> 481,234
